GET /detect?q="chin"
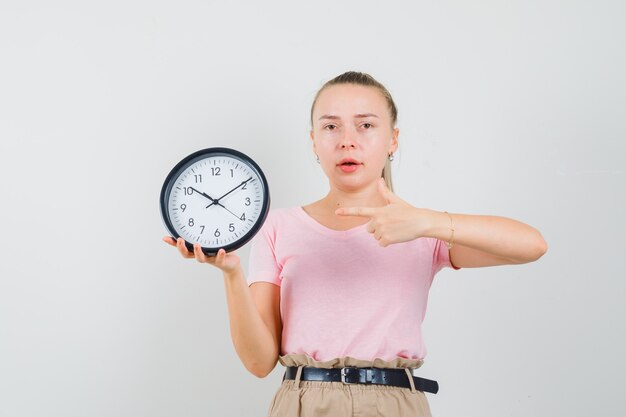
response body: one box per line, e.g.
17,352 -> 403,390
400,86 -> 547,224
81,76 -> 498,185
331,177 -> 368,189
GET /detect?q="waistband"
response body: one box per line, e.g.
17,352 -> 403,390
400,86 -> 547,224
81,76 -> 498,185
278,353 -> 424,370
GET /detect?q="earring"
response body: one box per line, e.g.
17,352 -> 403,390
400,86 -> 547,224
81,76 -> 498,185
315,154 -> 320,164
388,153 -> 394,161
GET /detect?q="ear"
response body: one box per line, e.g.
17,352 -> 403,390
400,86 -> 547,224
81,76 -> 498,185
310,130 -> 316,153
389,127 -> 399,154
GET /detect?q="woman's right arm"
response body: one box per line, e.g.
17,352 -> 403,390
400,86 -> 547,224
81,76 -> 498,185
223,267 -> 281,378
163,236 -> 281,378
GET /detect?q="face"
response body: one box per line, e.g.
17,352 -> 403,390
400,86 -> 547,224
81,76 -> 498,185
310,84 -> 398,190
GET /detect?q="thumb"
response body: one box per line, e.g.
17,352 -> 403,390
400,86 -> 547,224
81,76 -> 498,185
378,177 -> 398,203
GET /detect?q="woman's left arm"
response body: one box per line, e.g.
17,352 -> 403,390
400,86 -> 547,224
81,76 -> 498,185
336,178 -> 548,268
424,210 -> 548,268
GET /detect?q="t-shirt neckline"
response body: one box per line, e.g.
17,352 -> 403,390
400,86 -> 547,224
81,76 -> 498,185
295,206 -> 368,236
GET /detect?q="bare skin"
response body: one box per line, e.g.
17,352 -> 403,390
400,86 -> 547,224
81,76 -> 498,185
162,82 -> 548,378
161,237 -> 280,378
307,84 -> 547,262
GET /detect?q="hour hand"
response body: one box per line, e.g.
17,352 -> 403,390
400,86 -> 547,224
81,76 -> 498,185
189,187 -> 216,204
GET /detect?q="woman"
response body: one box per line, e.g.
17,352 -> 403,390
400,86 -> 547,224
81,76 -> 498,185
163,71 -> 548,417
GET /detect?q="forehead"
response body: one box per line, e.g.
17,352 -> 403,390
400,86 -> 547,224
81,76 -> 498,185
314,84 -> 388,117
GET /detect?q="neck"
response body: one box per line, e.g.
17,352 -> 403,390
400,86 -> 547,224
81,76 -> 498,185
319,181 -> 387,211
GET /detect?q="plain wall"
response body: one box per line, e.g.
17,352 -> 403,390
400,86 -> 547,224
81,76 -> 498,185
1,1 -> 624,416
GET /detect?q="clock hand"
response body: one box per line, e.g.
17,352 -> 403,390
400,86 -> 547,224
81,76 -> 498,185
205,177 -> 253,208
189,187 -> 217,204
189,186 -> 241,220
214,201 -> 245,221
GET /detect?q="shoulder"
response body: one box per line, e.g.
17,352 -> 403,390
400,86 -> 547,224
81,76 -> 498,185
259,206 -> 300,230
251,206 -> 300,248
400,236 -> 444,256
264,206 -> 297,221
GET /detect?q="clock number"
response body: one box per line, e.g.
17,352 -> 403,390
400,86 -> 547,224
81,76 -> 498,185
241,183 -> 247,190
180,203 -> 187,212
188,218 -> 194,227
194,174 -> 202,183
245,197 -> 251,206
228,223 -> 235,232
200,225 -> 205,234
211,167 -> 221,176
184,187 -> 193,195
240,213 -> 246,221
214,228 -> 221,237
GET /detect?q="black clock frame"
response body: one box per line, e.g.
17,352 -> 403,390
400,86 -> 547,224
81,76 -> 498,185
160,147 -> 271,256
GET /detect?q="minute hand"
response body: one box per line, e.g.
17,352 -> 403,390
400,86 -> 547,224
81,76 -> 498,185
206,177 -> 253,208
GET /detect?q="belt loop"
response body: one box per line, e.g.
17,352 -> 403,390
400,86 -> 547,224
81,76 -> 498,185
404,368 -> 417,393
292,366 -> 304,391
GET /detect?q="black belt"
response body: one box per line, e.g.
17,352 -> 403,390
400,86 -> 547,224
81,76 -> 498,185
283,366 -> 439,394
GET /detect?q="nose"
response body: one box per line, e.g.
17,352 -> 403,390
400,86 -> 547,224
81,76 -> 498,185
339,128 -> 357,149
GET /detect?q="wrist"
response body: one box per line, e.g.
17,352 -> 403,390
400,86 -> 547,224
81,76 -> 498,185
223,266 -> 244,282
423,209 -> 452,241
442,211 -> 455,248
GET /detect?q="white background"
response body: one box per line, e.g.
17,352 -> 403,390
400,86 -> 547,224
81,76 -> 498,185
0,1 -> 624,416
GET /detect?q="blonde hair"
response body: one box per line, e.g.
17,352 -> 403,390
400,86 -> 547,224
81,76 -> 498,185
310,71 -> 398,191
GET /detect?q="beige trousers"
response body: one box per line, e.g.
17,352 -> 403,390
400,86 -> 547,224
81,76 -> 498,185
266,354 -> 433,417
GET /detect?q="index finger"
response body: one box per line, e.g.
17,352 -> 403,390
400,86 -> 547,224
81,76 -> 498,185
335,206 -> 377,217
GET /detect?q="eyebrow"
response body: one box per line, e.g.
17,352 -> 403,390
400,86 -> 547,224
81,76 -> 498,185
318,113 -> 379,121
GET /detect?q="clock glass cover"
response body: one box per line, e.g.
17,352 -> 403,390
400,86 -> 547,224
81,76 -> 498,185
160,147 -> 270,256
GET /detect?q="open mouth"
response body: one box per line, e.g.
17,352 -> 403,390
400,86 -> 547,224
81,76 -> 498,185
338,159 -> 361,172
338,158 -> 362,166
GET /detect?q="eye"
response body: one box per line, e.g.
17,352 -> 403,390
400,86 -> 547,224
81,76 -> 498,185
324,124 -> 337,131
362,123 -> 372,129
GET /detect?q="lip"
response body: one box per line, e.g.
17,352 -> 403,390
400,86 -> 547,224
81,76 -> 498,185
337,158 -> 362,174
337,158 -> 362,166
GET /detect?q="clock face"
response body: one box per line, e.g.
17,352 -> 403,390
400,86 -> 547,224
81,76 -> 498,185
160,148 -> 270,256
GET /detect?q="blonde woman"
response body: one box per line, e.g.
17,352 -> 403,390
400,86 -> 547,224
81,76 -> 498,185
163,71 -> 548,416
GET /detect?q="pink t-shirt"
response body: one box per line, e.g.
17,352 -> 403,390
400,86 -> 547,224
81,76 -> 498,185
246,206 -> 460,363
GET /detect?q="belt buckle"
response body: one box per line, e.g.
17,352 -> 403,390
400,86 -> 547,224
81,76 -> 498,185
340,367 -> 358,384
341,366 -> 361,384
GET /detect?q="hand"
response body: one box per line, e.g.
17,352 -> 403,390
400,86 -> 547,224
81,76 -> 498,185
162,236 -> 241,274
334,178 -> 431,247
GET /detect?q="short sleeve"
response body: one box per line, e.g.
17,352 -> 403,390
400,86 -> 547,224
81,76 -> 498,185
246,213 -> 282,287
432,238 -> 461,277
